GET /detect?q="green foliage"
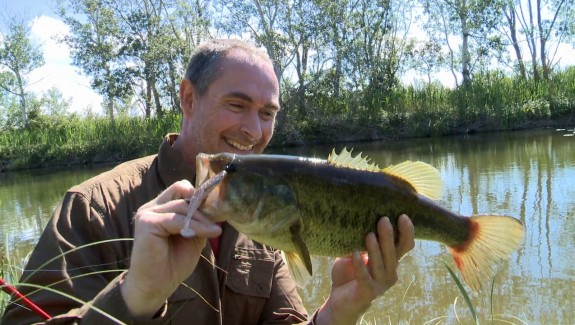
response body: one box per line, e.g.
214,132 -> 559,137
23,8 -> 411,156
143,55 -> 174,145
272,68 -> 575,147
2,69 -> 574,171
0,13 -> 45,128
0,113 -> 181,170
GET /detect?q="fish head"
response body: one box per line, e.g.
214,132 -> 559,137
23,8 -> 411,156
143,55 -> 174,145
195,153 -> 301,250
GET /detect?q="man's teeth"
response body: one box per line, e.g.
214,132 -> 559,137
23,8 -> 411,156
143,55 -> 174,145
227,139 -> 253,151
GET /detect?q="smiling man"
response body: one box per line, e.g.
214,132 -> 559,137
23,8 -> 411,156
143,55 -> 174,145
2,39 -> 415,325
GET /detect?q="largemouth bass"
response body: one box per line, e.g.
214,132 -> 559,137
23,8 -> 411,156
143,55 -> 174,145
193,148 -> 524,291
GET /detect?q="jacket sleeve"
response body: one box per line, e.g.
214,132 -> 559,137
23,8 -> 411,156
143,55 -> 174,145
1,191 -> 139,325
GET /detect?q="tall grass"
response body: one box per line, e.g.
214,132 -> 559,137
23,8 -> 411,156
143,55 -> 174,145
276,68 -> 575,144
2,244 -> 527,325
2,70 -> 574,170
0,113 -> 181,170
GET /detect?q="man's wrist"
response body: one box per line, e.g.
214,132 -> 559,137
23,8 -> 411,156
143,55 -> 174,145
315,296 -> 371,325
120,272 -> 167,319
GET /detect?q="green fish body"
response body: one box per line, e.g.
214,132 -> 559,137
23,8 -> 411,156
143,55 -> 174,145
196,149 -> 524,291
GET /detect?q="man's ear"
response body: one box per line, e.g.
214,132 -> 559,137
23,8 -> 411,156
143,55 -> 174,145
180,79 -> 195,116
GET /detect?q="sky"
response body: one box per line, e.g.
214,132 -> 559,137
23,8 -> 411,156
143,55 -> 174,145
3,0 -> 574,114
3,0 -> 103,113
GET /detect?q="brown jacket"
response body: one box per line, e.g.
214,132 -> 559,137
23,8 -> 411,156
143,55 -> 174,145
1,134 -> 310,325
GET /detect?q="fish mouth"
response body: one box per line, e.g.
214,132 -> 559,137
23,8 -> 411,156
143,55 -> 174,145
195,152 -> 236,188
196,153 -> 211,188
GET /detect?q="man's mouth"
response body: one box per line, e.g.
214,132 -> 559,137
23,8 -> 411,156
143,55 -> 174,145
226,138 -> 254,151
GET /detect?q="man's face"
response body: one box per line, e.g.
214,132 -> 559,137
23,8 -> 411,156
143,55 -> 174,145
180,51 -> 280,163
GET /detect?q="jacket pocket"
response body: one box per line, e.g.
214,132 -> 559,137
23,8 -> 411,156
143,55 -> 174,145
226,247 -> 275,298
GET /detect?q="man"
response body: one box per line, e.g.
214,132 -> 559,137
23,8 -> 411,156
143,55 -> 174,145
1,39 -> 414,324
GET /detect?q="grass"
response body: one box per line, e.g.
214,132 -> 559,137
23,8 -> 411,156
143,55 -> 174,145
1,70 -> 575,171
1,240 -> 133,323
0,113 -> 181,170
356,262 -> 529,325
2,241 -> 529,324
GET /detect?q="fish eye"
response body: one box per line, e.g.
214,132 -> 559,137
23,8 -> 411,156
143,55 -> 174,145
225,163 -> 236,173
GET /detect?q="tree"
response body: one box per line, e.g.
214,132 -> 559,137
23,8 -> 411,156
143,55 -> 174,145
0,13 -> 44,128
59,0 -> 212,118
421,0 -> 504,87
40,87 -> 72,117
57,0 -> 129,122
502,0 -> 527,79
412,40 -> 447,84
214,0 -> 291,83
157,0 -> 213,112
505,0 -> 575,81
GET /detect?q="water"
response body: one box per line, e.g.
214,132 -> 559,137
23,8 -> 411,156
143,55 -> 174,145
1,129 -> 574,324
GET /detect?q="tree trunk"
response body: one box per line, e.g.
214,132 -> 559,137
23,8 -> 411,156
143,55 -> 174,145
536,0 -> 549,80
458,0 -> 471,87
525,0 -> 540,82
505,3 -> 527,79
107,98 -> 115,124
16,73 -> 27,127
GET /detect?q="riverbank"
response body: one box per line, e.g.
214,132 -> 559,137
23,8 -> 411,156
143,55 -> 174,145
1,112 -> 574,173
2,70 -> 575,172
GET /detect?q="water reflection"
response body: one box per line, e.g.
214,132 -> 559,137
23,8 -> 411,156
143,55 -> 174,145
276,129 -> 575,323
0,166 -> 112,281
1,129 -> 574,323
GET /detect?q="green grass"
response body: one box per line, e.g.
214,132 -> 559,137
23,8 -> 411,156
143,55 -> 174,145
2,240 -> 528,324
0,113 -> 181,170
1,70 -> 575,171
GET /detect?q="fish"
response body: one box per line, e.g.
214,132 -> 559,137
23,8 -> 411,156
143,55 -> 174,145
193,148 -> 525,291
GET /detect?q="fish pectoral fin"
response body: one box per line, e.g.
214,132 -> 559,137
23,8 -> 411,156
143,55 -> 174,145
282,250 -> 312,288
282,224 -> 313,287
382,161 -> 444,200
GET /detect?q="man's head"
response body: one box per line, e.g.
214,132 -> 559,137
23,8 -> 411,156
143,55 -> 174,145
175,39 -> 280,169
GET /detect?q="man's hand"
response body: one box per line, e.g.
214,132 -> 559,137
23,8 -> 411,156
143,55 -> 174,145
316,214 -> 415,325
120,180 -> 222,319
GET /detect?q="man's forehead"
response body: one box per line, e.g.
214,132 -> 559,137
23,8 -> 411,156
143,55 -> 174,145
224,49 -> 274,70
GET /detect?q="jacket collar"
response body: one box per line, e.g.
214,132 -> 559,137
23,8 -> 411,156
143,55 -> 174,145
157,133 -> 196,187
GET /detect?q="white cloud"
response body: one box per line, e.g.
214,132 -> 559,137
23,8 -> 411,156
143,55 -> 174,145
555,43 -> 575,67
28,15 -> 102,114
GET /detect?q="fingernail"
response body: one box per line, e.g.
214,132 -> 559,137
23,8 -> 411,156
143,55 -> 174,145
212,224 -> 222,231
180,228 -> 196,238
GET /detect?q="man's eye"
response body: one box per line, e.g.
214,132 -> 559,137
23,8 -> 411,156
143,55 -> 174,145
261,110 -> 276,120
228,103 -> 243,110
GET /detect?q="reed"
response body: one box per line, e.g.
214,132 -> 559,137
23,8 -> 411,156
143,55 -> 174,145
1,70 -> 574,171
0,113 -> 181,170
1,239 -> 528,324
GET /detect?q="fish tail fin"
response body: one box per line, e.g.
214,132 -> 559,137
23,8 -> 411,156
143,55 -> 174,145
447,215 -> 524,292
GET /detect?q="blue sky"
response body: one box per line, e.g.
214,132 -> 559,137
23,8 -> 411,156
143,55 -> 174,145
3,0 -> 102,113
6,0 -> 59,18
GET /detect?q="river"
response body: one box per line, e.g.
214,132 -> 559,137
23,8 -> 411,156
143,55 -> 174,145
1,128 -> 574,324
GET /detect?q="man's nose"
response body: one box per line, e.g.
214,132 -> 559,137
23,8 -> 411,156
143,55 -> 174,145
241,110 -> 262,141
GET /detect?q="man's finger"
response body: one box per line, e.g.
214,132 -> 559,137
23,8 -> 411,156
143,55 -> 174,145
378,217 -> 398,276
395,214 -> 415,259
140,180 -> 195,211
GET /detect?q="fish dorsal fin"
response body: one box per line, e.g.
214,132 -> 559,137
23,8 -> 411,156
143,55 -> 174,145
282,224 -> 313,287
328,147 -> 380,172
382,161 -> 444,200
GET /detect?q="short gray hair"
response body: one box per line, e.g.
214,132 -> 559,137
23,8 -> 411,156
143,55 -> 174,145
184,39 -> 273,96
